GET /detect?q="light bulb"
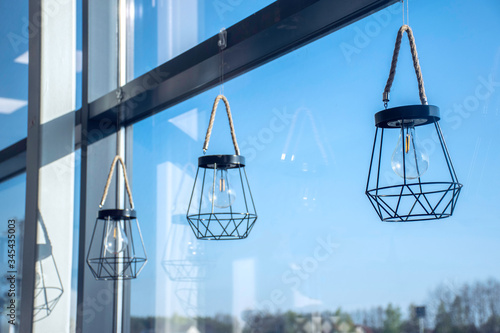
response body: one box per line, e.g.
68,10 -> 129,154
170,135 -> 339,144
104,221 -> 129,255
391,125 -> 429,179
208,168 -> 236,208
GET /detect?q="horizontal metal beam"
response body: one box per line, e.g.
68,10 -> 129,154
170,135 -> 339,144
0,138 -> 26,164
0,139 -> 27,182
0,108 -> 81,183
87,0 -> 397,141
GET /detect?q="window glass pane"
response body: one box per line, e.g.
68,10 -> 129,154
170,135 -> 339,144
0,1 -> 28,150
129,0 -> 275,80
130,0 -> 500,332
76,0 -> 82,110
70,149 -> 81,332
88,0 -> 118,102
0,173 -> 26,332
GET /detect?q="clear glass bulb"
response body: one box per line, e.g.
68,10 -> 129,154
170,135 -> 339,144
208,168 -> 236,208
391,125 -> 429,179
104,221 -> 129,255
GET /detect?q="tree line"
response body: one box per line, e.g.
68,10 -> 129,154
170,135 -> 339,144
130,278 -> 500,333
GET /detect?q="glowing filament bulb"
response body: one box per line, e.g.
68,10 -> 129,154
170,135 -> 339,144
208,168 -> 236,208
391,125 -> 429,179
405,133 -> 411,153
104,221 -> 129,255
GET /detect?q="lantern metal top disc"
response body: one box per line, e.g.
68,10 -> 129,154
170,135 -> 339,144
198,154 -> 245,169
98,208 -> 137,220
375,105 -> 440,128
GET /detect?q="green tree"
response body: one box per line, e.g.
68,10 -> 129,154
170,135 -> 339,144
449,296 -> 468,333
334,307 -> 355,331
480,314 -> 500,333
434,301 -> 453,333
383,304 -> 402,333
400,304 -> 419,333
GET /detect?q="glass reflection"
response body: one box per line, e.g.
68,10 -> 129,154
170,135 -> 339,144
33,213 -> 64,322
0,174 -> 26,332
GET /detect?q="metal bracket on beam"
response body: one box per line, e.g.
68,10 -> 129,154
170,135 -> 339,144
218,28 -> 227,50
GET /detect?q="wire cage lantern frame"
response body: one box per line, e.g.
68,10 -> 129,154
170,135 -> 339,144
366,25 -> 462,222
33,213 -> 64,322
186,95 -> 257,240
87,155 -> 147,280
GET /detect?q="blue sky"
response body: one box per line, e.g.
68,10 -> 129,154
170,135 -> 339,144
0,0 -> 82,150
0,0 -> 29,150
0,0 -> 499,326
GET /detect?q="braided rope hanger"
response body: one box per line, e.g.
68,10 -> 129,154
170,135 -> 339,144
99,155 -> 134,209
383,25 -> 428,106
203,94 -> 240,155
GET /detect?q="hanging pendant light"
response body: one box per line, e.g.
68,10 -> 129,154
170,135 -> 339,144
33,213 -> 63,321
87,156 -> 147,280
186,95 -> 257,240
366,25 -> 462,222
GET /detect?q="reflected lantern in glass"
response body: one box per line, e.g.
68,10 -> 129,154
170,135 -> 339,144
33,214 -> 63,322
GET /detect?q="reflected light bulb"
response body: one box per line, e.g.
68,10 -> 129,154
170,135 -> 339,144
208,168 -> 236,208
104,221 -> 129,255
391,125 -> 429,179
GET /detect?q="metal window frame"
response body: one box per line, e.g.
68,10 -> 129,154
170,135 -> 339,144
1,0 -> 400,332
19,0 -> 42,331
0,139 -> 27,183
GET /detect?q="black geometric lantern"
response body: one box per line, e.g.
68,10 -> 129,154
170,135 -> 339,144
87,156 -> 147,280
187,95 -> 257,240
366,25 -> 462,222
33,214 -> 63,321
